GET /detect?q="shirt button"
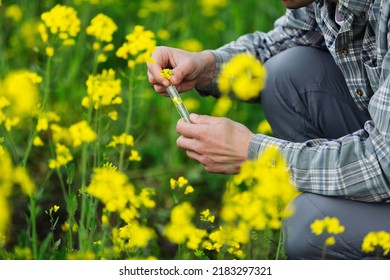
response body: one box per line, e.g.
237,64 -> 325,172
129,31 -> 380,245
342,47 -> 349,56
356,89 -> 364,96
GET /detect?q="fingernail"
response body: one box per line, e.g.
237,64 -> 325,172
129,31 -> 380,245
190,113 -> 198,120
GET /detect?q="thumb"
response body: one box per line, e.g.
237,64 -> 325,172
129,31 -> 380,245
189,113 -> 223,124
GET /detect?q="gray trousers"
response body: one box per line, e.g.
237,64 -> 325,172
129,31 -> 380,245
261,46 -> 390,259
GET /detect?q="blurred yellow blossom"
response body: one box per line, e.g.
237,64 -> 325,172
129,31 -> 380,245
179,38 -> 203,52
183,98 -> 200,111
128,150 -> 141,161
164,202 -> 207,250
0,150 -> 36,236
107,133 -> 134,148
362,231 -> 390,257
116,25 -> 156,68
202,146 -> 299,258
36,111 -> 61,132
86,164 -> 155,226
118,221 -> 155,249
0,70 -> 41,130
211,95 -> 232,117
86,13 -> 117,42
138,0 -> 173,18
5,4 -> 23,23
68,120 -> 97,148
198,0 -> 228,17
48,143 -> 73,169
257,119 -> 273,135
311,216 -> 345,236
217,53 -> 266,101
178,38 -> 203,52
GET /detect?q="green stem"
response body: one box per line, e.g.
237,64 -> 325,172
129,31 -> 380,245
118,67 -> 135,171
275,229 -> 283,260
29,195 -> 38,259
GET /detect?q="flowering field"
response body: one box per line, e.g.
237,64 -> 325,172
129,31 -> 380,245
1,0 -> 388,260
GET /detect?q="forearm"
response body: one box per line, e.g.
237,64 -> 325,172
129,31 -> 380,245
248,125 -> 390,202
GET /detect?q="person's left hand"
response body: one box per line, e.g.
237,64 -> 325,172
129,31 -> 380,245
176,114 -> 254,174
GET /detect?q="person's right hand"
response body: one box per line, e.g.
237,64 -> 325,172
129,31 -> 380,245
147,46 -> 216,94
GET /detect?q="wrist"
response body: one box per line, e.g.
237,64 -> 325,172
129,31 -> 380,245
196,50 -> 216,89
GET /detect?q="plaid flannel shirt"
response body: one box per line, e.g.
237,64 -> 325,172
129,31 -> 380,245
201,0 -> 390,202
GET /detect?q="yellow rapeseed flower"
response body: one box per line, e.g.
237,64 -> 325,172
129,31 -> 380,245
86,13 -> 117,42
116,25 -> 156,68
83,69 -> 122,109
217,53 -> 266,101
310,217 -> 345,236
107,133 -> 134,148
203,146 -> 299,258
257,119 -> 273,135
0,70 -> 41,130
160,68 -> 173,81
118,221 -> 155,249
128,150 -> 142,161
164,202 -> 207,250
48,143 -> 73,169
362,231 -> 390,257
68,120 -> 97,148
40,4 -> 80,45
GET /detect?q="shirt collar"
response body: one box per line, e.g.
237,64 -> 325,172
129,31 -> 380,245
315,0 -> 370,16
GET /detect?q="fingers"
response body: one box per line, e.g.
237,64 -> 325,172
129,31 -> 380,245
176,117 -> 204,139
189,113 -> 226,125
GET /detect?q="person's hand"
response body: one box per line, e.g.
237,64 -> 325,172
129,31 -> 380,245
176,114 -> 254,174
147,46 -> 215,94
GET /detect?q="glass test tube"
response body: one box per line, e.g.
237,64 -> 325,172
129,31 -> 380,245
166,85 -> 191,123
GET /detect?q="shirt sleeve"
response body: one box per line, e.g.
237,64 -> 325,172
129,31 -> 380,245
197,5 -> 325,97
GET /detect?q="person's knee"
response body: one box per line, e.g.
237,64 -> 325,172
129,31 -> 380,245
282,193 -> 327,259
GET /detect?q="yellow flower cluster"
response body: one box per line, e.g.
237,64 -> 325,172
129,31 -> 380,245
164,202 -> 207,250
45,120 -> 96,148
160,68 -> 173,81
86,13 -> 117,63
0,70 -> 41,131
116,25 -> 156,68
39,4 -> 80,45
0,150 -> 35,236
86,13 -> 117,42
200,209 -> 215,223
170,176 -> 194,195
107,133 -> 141,162
86,164 -> 156,253
68,121 -> 97,148
83,68 -> 122,110
48,143 -> 73,169
362,231 -> 390,257
217,53 -> 267,101
114,221 -> 155,252
86,164 -> 155,222
203,147 -> 299,258
311,216 -> 345,246
45,205 -> 60,216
